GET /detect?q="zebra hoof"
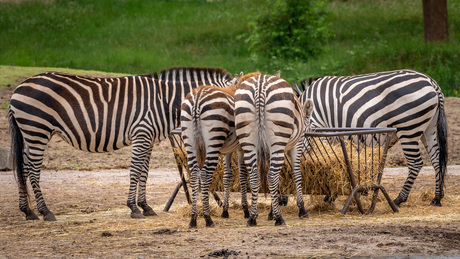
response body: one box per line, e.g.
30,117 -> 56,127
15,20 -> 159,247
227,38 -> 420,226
221,210 -> 229,218
430,199 -> 442,207
25,209 -> 40,220
298,207 -> 309,218
43,211 -> 57,222
275,216 -> 285,226
205,216 -> 215,227
143,208 -> 157,217
267,210 -> 274,221
130,211 -> 145,219
247,217 -> 257,227
393,196 -> 406,207
279,194 -> 288,206
26,214 -> 40,220
189,218 -> 197,228
243,209 -> 250,219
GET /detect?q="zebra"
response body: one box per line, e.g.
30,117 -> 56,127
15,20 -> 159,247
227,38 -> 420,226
181,73 -> 248,228
234,72 -> 314,226
298,69 -> 448,207
8,67 -> 233,221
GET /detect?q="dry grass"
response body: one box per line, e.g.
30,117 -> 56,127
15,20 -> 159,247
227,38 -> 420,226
172,138 -> 385,199
2,169 -> 459,258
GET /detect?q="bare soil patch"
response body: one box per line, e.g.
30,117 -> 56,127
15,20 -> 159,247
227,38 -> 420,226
1,89 -> 460,257
1,169 -> 460,258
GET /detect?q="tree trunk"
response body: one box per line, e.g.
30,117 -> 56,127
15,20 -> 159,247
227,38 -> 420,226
423,0 -> 449,42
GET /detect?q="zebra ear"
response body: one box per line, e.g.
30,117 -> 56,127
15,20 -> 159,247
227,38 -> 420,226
231,72 -> 244,85
274,70 -> 281,77
303,99 -> 314,119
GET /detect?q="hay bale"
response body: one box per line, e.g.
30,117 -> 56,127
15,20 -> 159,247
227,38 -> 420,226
171,137 -> 384,198
280,138 -> 384,197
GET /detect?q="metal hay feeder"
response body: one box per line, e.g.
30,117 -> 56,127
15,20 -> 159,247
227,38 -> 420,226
165,127 -> 398,215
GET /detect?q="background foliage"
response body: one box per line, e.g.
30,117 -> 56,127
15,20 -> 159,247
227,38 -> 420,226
0,0 -> 459,96
244,0 -> 333,60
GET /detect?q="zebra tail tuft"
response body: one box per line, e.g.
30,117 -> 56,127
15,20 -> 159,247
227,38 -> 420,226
257,132 -> 270,195
8,110 -> 29,202
437,103 -> 448,193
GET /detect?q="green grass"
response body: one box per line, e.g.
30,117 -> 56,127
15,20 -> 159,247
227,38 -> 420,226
0,0 -> 459,96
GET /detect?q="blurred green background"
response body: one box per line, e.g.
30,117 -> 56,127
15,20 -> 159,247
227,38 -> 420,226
0,0 -> 459,96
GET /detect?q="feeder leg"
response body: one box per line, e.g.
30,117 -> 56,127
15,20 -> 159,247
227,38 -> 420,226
341,186 -> 365,215
164,181 -> 182,212
379,186 -> 399,213
178,165 -> 191,204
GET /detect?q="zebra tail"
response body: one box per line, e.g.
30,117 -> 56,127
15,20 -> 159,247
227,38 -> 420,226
8,110 -> 29,202
437,103 -> 448,193
257,131 -> 270,195
194,122 -> 206,170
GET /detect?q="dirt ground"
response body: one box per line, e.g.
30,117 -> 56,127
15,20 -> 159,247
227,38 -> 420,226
1,92 -> 460,257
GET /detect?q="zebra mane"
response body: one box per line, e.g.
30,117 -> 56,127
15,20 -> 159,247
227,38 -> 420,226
309,76 -> 322,85
292,81 -> 304,97
163,67 -> 233,81
220,83 -> 238,95
295,76 -> 323,93
141,67 -> 233,81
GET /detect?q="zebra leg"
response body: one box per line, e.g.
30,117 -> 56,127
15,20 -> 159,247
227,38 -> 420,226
221,153 -> 233,218
136,145 -> 157,217
201,159 -> 218,227
422,131 -> 444,206
188,163 -> 200,228
18,152 -> 39,220
247,162 -> 259,227
268,153 -> 285,226
394,140 -> 424,207
267,191 -> 280,221
237,149 -> 250,218
127,139 -> 153,219
26,146 -> 56,221
290,145 -> 308,218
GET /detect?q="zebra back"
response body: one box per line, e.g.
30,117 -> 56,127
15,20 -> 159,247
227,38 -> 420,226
9,67 -> 233,152
300,69 -> 444,129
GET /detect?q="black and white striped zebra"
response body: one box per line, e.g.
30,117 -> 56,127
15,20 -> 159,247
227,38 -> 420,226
8,67 -> 233,221
235,73 -> 314,226
298,69 -> 448,207
181,73 -> 249,228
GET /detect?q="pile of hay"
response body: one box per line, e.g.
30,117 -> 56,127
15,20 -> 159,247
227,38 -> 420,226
280,138 -> 384,197
170,147 -> 243,193
171,137 -> 385,198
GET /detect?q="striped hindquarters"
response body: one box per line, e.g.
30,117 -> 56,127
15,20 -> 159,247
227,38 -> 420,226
181,84 -> 238,169
235,73 -> 303,192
